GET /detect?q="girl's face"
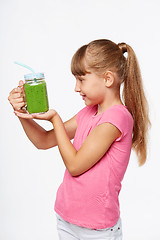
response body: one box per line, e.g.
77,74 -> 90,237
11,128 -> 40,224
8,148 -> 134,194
75,72 -> 106,106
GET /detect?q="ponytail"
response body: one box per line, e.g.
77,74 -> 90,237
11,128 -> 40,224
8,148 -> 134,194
118,43 -> 151,166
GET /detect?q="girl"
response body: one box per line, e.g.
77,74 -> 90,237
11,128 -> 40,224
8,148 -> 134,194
8,39 -> 150,240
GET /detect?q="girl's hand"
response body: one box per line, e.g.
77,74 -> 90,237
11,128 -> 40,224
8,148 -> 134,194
14,109 -> 57,122
8,80 -> 26,112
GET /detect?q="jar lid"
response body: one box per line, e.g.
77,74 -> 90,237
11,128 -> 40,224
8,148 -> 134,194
24,72 -> 44,80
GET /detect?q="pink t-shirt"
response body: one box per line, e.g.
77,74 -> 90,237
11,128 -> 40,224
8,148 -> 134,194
54,105 -> 133,229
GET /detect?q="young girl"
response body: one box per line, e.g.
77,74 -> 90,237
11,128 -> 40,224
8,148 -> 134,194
8,39 -> 150,240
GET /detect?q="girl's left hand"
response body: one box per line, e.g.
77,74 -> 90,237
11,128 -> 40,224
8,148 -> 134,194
14,109 -> 57,122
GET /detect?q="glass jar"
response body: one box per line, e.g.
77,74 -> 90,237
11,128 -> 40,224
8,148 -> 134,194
24,73 -> 49,114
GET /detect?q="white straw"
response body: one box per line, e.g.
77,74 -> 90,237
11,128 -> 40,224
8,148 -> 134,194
14,61 -> 35,73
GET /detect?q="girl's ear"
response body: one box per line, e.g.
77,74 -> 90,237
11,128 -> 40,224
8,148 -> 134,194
104,71 -> 115,87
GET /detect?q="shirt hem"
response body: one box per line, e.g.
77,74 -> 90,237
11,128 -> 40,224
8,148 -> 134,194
54,206 -> 119,229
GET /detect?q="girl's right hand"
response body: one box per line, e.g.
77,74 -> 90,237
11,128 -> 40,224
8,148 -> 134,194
8,80 -> 26,112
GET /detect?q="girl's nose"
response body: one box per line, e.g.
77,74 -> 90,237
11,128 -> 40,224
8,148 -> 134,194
74,80 -> 81,92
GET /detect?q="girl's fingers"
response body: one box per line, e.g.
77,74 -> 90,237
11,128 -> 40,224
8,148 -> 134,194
14,111 -> 33,119
19,80 -> 24,86
31,110 -> 57,120
14,97 -> 25,103
16,102 -> 26,110
14,111 -> 41,119
8,83 -> 26,111
8,98 -> 25,110
31,113 -> 47,119
14,109 -> 57,121
11,93 -> 21,99
8,90 -> 24,102
10,85 -> 24,96
8,96 -> 24,109
10,87 -> 21,94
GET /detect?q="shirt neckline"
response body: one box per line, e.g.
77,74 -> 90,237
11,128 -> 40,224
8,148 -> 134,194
92,104 -> 127,118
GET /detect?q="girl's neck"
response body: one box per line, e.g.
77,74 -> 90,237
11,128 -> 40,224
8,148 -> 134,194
96,102 -> 123,115
96,91 -> 123,115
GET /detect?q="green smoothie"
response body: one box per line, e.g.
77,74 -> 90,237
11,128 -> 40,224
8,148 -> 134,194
24,81 -> 49,113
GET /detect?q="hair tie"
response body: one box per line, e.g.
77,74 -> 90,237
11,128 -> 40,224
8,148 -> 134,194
118,43 -> 127,54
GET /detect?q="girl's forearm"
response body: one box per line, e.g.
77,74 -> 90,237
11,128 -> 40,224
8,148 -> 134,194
18,117 -> 57,149
51,113 -> 77,175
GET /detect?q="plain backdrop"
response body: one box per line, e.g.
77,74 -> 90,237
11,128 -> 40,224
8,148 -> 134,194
0,0 -> 160,239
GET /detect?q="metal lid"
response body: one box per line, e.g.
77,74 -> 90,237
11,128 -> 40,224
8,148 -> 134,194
24,72 -> 44,80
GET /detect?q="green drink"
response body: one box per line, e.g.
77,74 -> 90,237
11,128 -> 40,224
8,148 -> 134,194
24,73 -> 49,114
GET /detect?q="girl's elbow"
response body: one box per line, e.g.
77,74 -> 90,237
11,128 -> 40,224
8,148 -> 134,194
68,166 -> 83,177
67,167 -> 75,176
37,146 -> 45,150
69,170 -> 77,177
69,170 -> 79,177
35,144 -> 49,150
66,165 -> 77,176
35,141 -> 55,150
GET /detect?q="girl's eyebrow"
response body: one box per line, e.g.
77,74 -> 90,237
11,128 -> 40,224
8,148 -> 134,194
76,76 -> 85,80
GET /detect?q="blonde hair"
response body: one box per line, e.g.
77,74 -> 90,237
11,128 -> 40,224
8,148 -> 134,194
71,39 -> 151,166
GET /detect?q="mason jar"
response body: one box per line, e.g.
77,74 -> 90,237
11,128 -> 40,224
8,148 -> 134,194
24,73 -> 49,114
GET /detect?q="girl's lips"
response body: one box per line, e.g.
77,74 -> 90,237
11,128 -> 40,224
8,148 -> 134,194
80,94 -> 86,100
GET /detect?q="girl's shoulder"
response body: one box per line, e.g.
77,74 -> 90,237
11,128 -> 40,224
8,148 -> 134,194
75,105 -> 133,142
100,105 -> 133,126
105,105 -> 133,119
98,105 -> 134,140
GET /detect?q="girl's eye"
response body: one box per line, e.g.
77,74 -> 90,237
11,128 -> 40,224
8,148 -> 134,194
76,76 -> 85,82
79,77 -> 85,82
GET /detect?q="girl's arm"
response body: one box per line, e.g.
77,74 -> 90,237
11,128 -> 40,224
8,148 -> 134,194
18,116 -> 77,149
15,110 -> 121,176
51,113 -> 121,176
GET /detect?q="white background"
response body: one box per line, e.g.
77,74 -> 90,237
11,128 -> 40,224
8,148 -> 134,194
0,0 -> 160,239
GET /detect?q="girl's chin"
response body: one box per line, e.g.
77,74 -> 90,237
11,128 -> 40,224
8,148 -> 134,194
82,97 -> 96,106
84,100 -> 95,106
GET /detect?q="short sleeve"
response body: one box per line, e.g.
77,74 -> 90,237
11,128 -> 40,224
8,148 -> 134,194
97,106 -> 130,142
